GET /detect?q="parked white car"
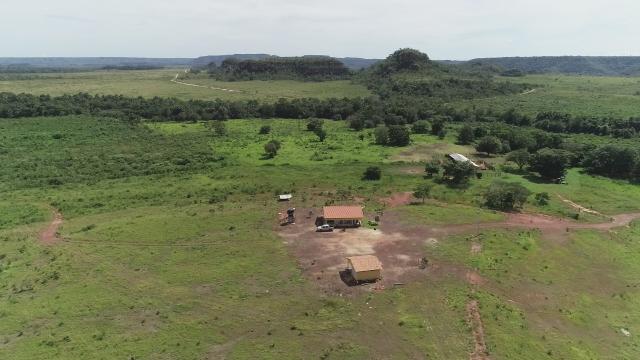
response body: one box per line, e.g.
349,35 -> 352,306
316,224 -> 334,232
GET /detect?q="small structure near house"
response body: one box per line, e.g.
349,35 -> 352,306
448,153 -> 480,168
346,255 -> 382,282
278,208 -> 296,225
323,206 -> 364,228
278,194 -> 292,201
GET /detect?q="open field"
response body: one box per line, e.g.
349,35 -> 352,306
1,115 -> 639,359
454,74 -> 640,118
0,69 -> 371,101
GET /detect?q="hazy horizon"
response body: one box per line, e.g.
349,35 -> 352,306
3,0 -> 640,60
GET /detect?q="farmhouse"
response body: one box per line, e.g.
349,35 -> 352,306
448,153 -> 480,168
346,255 -> 382,282
323,206 -> 364,227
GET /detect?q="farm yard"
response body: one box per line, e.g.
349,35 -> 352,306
1,108 -> 640,359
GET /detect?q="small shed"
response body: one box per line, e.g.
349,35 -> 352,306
278,194 -> 293,201
346,255 -> 382,282
448,153 -> 480,168
323,206 -> 364,227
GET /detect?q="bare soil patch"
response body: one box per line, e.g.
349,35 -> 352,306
39,209 -> 63,245
279,206 -> 640,294
381,192 -> 415,208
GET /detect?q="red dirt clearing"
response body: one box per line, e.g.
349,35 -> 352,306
382,192 -> 415,208
40,209 -> 63,245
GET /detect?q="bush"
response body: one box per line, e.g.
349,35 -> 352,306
411,120 -> 430,134
506,149 -> 530,170
485,181 -> 531,211
535,192 -> 550,206
363,166 -> 382,180
387,125 -> 410,146
475,136 -> 502,155
306,118 -> 324,132
425,160 -> 441,177
374,126 -> 389,145
264,140 -> 281,158
413,183 -> 433,203
529,148 -> 571,180
457,125 -> 475,144
442,161 -> 476,185
259,125 -> 271,134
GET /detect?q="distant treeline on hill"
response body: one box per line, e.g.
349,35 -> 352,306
206,56 -> 352,81
467,56 -> 640,76
191,54 -> 380,71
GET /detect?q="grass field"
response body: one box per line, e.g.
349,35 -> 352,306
0,69 -> 371,101
1,115 -> 640,359
454,74 -> 640,118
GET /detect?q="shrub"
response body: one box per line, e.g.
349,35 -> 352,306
306,118 -> 323,132
374,126 -> 389,145
363,167 -> 382,181
387,125 -> 410,147
529,148 -> 571,180
413,183 -> 433,203
475,136 -> 502,155
457,125 -> 474,144
425,160 -> 441,177
442,161 -> 476,185
264,140 -> 281,158
506,149 -> 530,170
535,192 -> 550,206
485,181 -> 531,211
411,120 -> 430,134
259,125 -> 271,134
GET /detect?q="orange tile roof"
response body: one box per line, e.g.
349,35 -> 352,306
347,255 -> 382,272
323,206 -> 364,220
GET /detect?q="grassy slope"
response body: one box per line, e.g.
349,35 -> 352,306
0,69 -> 371,101
1,116 -> 639,359
454,74 -> 640,118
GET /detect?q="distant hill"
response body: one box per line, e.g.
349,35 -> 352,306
0,57 -> 193,71
466,56 -> 640,76
192,54 -> 380,70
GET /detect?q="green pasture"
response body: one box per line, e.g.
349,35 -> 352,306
0,69 -> 370,101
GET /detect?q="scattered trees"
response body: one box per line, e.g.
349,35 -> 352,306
484,181 -> 531,211
583,144 -> 638,178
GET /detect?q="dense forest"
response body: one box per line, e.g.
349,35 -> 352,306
468,56 -> 640,76
206,56 -> 352,81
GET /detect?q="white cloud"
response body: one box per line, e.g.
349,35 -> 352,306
1,0 -> 639,58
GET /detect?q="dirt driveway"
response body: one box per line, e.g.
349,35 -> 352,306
279,204 -> 640,294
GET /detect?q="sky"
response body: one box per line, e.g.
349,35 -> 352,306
2,0 -> 640,60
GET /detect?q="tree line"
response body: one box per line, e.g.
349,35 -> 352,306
207,56 -> 351,81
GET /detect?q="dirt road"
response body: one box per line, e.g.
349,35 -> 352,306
39,209 -> 63,245
170,71 -> 242,93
